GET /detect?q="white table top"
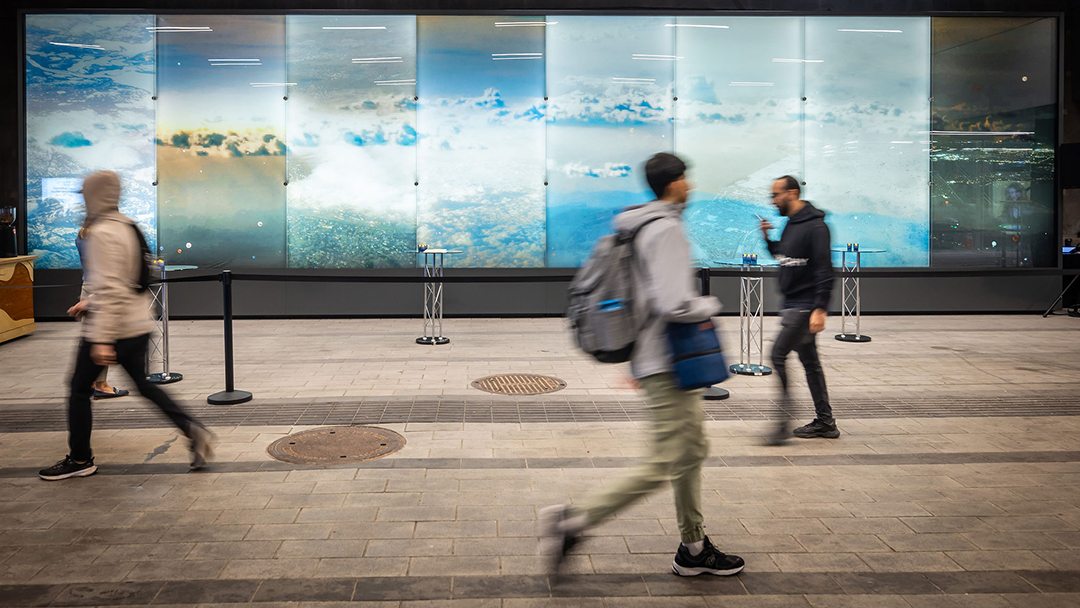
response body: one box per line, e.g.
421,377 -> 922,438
415,249 -> 462,254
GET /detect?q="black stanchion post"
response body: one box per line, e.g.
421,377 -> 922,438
700,266 -> 730,401
208,270 -> 252,405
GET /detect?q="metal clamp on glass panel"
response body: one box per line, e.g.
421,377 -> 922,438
415,248 -> 461,345
832,246 -> 884,343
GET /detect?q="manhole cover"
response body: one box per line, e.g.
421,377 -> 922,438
471,373 -> 567,396
266,426 -> 405,466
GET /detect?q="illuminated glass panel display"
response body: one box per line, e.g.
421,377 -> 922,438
155,15 -> 287,268
286,15 -> 417,268
25,14 -> 156,269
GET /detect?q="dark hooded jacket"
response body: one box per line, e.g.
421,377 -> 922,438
765,201 -> 833,311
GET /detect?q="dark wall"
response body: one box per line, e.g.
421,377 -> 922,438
11,0 -> 1078,319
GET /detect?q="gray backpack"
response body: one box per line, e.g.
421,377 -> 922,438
567,216 -> 662,363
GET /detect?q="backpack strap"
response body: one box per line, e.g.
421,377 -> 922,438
621,215 -> 667,327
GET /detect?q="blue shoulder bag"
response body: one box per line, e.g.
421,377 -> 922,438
667,319 -> 729,390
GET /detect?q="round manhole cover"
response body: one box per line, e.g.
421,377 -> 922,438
266,426 -> 405,466
471,373 -> 567,396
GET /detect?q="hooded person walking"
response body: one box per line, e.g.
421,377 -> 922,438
39,170 -> 214,481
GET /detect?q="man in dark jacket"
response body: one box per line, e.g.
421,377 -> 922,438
759,176 -> 838,442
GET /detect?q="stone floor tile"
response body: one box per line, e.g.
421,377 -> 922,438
857,551 -> 964,572
945,551 -> 1055,571
313,557 -> 410,577
903,594 -> 1014,608
245,523 -> 333,540
124,559 -> 226,581
218,558 -> 321,579
769,553 -> 872,573
803,596 -> 912,608
407,556 -> 501,576
366,539 -> 453,557
794,535 -> 891,553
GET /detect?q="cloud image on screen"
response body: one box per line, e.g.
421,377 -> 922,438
802,17 -> 931,267
415,16 -> 547,268
672,16 -> 804,267
155,14 -> 287,269
25,14 -> 157,269
545,16 -> 675,268
285,15 -> 418,269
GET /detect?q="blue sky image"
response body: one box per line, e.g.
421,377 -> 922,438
284,15 -> 418,268
416,16 -> 547,267
545,16 -> 676,267
25,14 -> 156,269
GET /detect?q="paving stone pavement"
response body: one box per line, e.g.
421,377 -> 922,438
0,316 -> 1079,606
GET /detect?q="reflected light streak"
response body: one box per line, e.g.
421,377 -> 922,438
837,29 -> 903,33
772,58 -> 824,63
323,26 -> 387,30
665,24 -> 729,29
494,22 -> 557,27
633,54 -> 683,61
48,42 -> 104,50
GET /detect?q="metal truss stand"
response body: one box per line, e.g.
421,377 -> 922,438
147,262 -> 182,384
730,263 -> 771,376
416,250 -> 458,345
835,249 -> 872,343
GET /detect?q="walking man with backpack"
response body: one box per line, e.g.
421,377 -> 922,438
759,176 -> 838,444
39,170 -> 213,481
542,153 -> 745,578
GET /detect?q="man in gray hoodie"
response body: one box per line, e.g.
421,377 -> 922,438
39,171 -> 213,481
542,153 -> 744,578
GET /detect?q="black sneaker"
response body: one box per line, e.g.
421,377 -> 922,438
539,504 -> 581,576
39,455 -> 97,481
793,419 -> 840,439
672,536 -> 745,576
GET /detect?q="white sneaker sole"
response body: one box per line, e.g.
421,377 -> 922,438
672,561 -> 744,577
39,465 -> 97,481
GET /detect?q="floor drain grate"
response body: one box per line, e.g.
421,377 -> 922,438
471,373 -> 567,396
266,426 -> 405,465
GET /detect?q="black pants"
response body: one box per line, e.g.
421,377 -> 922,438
770,308 -> 833,424
68,334 -> 196,461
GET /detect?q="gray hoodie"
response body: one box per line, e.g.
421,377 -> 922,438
80,171 -> 154,344
613,200 -> 722,380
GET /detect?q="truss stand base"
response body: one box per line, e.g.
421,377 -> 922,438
416,336 -> 450,345
730,363 -> 772,376
208,390 -> 252,405
835,333 -> 872,343
148,372 -> 183,384
703,387 -> 730,400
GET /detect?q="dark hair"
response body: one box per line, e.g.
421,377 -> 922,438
776,175 -> 801,195
645,153 -> 687,199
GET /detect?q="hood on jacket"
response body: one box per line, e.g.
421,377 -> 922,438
786,201 -> 826,224
81,170 -> 127,230
612,200 -> 685,234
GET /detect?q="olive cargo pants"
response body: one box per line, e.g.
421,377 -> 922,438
574,372 -> 708,543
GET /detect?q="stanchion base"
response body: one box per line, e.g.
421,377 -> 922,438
416,336 -> 450,345
703,387 -> 730,400
835,333 -> 872,343
730,364 -> 772,376
147,372 -> 183,385
208,390 -> 253,405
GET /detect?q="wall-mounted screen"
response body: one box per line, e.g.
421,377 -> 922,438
24,14 -> 1058,270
